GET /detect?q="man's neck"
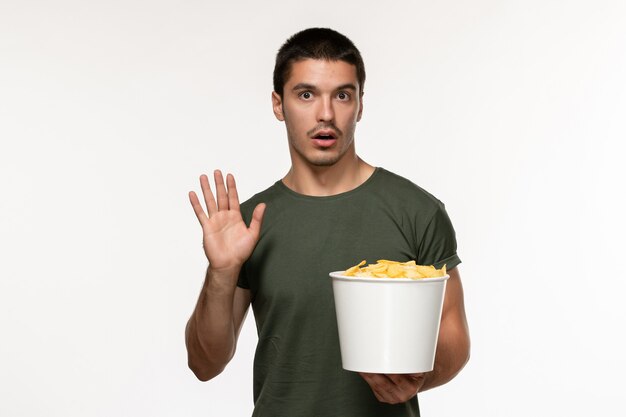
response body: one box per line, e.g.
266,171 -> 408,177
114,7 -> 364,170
282,155 -> 375,197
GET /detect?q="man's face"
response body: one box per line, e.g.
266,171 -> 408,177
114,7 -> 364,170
272,59 -> 363,168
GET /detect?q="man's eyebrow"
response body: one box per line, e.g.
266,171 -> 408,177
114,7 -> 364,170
335,83 -> 358,91
292,83 -> 317,91
291,83 -> 358,91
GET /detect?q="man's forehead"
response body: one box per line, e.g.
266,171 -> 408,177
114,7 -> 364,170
285,58 -> 359,89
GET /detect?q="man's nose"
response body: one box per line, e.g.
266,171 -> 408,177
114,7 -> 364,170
317,96 -> 335,122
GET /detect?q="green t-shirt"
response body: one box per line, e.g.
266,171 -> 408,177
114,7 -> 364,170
238,168 -> 461,417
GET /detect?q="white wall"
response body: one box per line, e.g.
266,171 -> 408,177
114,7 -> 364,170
1,0 -> 624,415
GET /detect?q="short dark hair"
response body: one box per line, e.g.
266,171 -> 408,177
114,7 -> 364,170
273,28 -> 366,97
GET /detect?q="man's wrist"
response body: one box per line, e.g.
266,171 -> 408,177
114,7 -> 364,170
418,369 -> 437,393
205,265 -> 242,295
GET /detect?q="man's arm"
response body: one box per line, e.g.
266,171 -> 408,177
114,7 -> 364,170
360,266 -> 470,403
420,266 -> 470,390
185,270 -> 251,381
185,171 -> 265,381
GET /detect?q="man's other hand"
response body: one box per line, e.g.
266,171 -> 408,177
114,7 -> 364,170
359,372 -> 426,404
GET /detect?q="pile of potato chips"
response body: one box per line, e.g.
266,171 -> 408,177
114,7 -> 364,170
344,260 -> 446,279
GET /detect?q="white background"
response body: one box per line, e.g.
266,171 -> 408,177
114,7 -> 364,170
1,0 -> 625,416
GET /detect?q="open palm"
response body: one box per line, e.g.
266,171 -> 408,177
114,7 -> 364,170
189,171 -> 266,272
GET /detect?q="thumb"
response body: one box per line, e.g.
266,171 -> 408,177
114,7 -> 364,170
248,203 -> 266,240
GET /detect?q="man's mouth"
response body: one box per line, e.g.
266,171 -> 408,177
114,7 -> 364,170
311,130 -> 338,148
311,130 -> 338,140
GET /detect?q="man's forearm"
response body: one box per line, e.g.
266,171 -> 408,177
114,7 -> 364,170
419,317 -> 470,392
185,267 -> 240,381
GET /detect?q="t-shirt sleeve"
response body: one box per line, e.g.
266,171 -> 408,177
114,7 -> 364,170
416,203 -> 461,271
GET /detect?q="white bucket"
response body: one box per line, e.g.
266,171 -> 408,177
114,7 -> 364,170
329,272 -> 449,374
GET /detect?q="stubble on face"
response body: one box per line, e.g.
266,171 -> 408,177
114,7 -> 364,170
283,113 -> 352,167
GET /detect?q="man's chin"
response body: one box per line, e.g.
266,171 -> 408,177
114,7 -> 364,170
290,144 -> 350,167
305,152 -> 345,167
310,158 -> 339,167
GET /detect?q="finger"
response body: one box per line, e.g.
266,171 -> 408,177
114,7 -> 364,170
214,170 -> 229,211
360,373 -> 396,404
370,387 -> 386,403
199,174 -> 218,216
226,174 -> 240,211
386,374 -> 412,390
248,203 -> 266,240
408,372 -> 425,381
188,191 -> 209,226
359,373 -> 384,400
386,374 -> 418,400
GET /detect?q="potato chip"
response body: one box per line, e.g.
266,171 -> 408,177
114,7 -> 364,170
344,260 -> 366,276
343,259 -> 446,279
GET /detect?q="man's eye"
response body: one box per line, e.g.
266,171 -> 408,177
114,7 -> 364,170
337,92 -> 350,100
300,91 -> 312,100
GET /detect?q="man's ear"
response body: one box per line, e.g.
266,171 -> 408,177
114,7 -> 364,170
272,91 -> 285,121
356,91 -> 364,122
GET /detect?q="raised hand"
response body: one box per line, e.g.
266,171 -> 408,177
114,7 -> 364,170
189,170 -> 266,274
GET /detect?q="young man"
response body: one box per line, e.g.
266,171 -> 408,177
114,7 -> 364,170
186,28 -> 470,416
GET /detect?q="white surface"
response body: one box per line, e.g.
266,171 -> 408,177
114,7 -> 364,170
1,1 -> 625,416
330,273 -> 448,373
